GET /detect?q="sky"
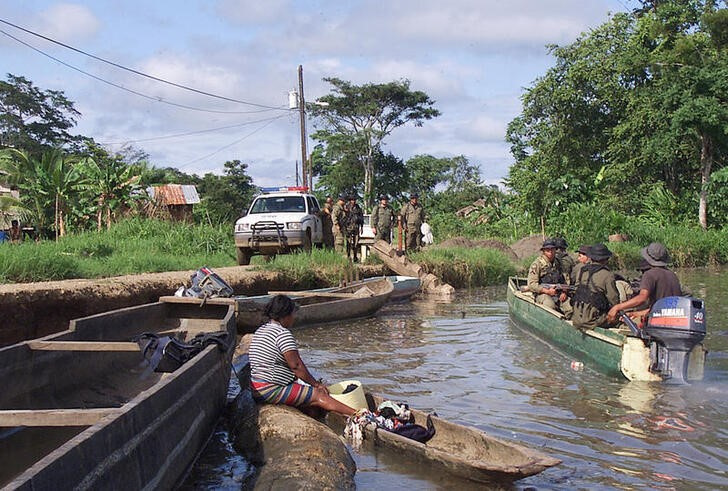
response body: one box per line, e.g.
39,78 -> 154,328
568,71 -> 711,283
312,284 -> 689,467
0,0 -> 634,188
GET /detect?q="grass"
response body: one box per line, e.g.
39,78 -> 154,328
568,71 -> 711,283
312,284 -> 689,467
253,248 -> 355,288
410,246 -> 518,288
0,218 -> 236,283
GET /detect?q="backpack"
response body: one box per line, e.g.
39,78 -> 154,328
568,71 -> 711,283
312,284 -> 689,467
179,266 -> 234,299
135,331 -> 230,373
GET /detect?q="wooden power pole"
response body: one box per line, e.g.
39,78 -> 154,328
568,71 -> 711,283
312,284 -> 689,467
298,65 -> 309,189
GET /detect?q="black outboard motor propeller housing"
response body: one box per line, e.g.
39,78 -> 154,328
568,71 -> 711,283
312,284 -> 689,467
643,296 -> 706,384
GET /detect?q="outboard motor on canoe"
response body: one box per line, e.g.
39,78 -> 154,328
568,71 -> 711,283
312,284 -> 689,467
642,296 -> 706,384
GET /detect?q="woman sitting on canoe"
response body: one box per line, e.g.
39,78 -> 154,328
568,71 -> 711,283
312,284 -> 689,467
249,295 -> 356,416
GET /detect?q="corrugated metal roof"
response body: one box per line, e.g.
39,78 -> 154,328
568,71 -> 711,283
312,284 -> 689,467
148,184 -> 200,205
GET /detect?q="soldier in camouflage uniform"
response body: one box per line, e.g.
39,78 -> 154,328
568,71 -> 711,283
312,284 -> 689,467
572,243 -> 620,330
371,195 -> 395,243
320,196 -> 334,249
331,195 -> 346,253
400,193 -> 425,253
344,195 -> 364,262
527,238 -> 567,311
554,237 -> 574,285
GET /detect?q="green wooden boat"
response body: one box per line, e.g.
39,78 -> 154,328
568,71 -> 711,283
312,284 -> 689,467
506,277 -> 706,382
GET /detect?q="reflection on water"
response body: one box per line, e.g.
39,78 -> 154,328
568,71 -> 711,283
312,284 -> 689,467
187,270 -> 728,490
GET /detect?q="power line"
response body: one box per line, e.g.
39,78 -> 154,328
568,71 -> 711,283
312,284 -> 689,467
176,114 -> 288,169
0,28 -> 279,115
0,17 -> 287,111
101,115 -> 286,145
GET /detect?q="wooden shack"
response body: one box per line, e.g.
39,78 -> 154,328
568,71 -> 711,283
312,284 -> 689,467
147,184 -> 200,222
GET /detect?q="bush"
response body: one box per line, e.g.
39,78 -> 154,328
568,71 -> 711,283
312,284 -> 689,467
410,246 -> 517,288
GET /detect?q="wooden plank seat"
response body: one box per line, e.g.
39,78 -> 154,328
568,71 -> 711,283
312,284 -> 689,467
27,341 -> 141,352
0,408 -> 119,427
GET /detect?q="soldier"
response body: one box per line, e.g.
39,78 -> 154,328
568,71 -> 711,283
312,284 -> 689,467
400,193 -> 425,253
571,243 -> 620,330
331,195 -> 346,253
344,195 -> 364,262
526,238 -> 567,311
570,244 -> 591,285
320,196 -> 334,249
371,195 -> 395,243
554,237 -> 574,285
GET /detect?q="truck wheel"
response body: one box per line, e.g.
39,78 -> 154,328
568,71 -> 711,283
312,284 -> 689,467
236,247 -> 251,266
302,230 -> 312,253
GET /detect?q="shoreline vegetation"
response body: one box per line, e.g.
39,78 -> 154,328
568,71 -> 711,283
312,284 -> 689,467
1,218 -> 726,287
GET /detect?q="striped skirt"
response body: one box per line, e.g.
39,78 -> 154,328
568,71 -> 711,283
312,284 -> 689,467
251,379 -> 314,407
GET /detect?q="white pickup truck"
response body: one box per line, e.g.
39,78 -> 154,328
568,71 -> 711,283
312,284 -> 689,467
233,187 -> 323,265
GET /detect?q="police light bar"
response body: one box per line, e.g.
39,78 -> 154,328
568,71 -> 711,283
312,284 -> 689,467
260,186 -> 309,193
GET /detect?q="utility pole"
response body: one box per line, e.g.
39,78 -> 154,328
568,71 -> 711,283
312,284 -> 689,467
298,65 -> 308,189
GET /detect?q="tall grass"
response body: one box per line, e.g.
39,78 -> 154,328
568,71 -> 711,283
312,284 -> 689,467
256,248 -> 357,288
410,247 -> 517,288
0,218 -> 236,283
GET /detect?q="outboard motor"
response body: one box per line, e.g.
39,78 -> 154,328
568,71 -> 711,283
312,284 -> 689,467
643,296 -> 706,384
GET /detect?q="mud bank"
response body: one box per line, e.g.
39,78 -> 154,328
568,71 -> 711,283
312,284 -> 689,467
0,265 -> 386,347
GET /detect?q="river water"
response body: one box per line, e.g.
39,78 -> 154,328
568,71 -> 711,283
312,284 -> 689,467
184,269 -> 728,490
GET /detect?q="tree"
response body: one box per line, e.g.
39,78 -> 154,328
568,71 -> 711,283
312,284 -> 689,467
76,143 -> 142,230
0,74 -> 81,153
196,160 -> 256,224
2,148 -> 83,239
309,78 -> 440,207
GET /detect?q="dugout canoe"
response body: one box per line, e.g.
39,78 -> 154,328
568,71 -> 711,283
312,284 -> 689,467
0,298 -> 236,490
506,277 -> 707,382
162,276 -> 394,332
331,275 -> 420,302
328,392 -> 561,484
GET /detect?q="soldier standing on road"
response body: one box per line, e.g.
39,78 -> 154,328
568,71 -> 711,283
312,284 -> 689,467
571,243 -> 620,330
344,195 -> 364,262
371,195 -> 395,243
400,193 -> 425,253
320,196 -> 334,249
526,238 -> 567,312
331,195 -> 346,253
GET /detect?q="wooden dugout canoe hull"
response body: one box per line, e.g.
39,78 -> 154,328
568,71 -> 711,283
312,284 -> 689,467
162,276 -> 395,332
329,393 -> 560,484
1,300 -> 236,490
506,277 -> 706,382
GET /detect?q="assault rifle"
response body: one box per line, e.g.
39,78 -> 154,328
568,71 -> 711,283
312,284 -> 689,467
520,284 -> 576,294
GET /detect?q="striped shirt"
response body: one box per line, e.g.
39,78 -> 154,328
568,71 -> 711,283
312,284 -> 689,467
249,321 -> 298,386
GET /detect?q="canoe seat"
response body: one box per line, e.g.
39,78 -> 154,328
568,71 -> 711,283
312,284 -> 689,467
0,408 -> 119,427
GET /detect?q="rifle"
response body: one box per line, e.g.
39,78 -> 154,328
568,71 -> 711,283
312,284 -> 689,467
520,284 -> 576,294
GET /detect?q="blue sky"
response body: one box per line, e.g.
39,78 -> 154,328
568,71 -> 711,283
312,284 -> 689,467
0,0 -> 634,187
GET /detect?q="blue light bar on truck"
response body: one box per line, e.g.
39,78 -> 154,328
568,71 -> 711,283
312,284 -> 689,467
260,186 -> 309,194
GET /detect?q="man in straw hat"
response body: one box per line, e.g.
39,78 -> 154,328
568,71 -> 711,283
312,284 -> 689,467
571,243 -> 620,330
607,242 -> 682,324
527,238 -> 568,311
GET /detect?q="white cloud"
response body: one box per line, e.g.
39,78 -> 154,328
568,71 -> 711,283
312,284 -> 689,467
216,0 -> 293,25
38,3 -> 100,41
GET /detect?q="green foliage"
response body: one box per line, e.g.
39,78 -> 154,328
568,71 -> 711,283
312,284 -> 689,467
0,218 -> 235,283
707,167 -> 728,228
256,249 -> 353,287
195,159 -> 256,224
0,74 -> 81,153
507,2 -> 728,228
410,247 -> 517,288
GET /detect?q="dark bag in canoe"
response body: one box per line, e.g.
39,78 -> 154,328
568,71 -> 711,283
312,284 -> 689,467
135,332 -> 230,373
390,414 -> 436,443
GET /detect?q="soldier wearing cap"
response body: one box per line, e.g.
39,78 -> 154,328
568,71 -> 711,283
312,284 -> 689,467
400,193 -> 425,252
331,195 -> 346,253
607,242 -> 682,324
571,243 -> 620,330
570,244 -> 591,285
527,238 -> 567,311
371,194 -> 395,243
554,237 -> 574,285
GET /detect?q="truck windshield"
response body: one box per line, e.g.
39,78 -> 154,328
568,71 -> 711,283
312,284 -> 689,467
249,196 -> 306,214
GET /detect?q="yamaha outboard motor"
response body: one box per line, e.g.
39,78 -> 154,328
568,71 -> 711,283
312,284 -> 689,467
642,296 -> 706,384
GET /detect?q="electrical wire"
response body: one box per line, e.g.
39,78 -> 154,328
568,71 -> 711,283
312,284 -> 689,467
101,115 -> 286,145
0,28 -> 280,115
176,114 -> 288,169
0,17 -> 287,111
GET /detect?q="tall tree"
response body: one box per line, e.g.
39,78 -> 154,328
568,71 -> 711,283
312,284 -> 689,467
309,78 -> 440,207
196,159 -> 256,223
0,74 -> 81,153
